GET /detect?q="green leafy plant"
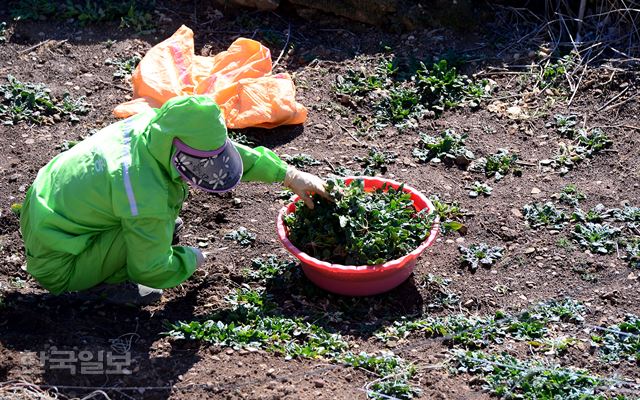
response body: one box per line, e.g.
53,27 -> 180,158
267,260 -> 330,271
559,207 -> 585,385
459,243 -> 504,270
283,179 -> 435,265
105,54 -> 141,80
10,203 -> 22,215
376,299 -> 585,347
170,280 -> 420,398
0,75 -> 89,125
414,59 -> 487,113
412,129 -> 475,167
356,148 -> 397,176
571,204 -> 614,223
558,184 -> 586,206
337,57 -> 487,125
523,202 -> 568,229
341,352 -> 420,399
614,206 -> 640,223
243,255 -> 296,282
224,226 -> 256,246
626,238 -> 640,269
377,86 -> 422,123
471,149 -> 521,181
335,58 -> 394,97
452,350 -> 621,400
10,0 -> 56,20
228,130 -> 255,146
421,274 -> 460,310
282,153 -> 322,169
0,22 -> 7,43
592,314 -> 640,363
550,128 -> 612,174
572,223 -> 621,254
428,195 -> 466,234
119,4 -> 154,33
538,54 -> 576,89
548,114 -> 579,138
467,181 -> 492,198
12,0 -> 155,32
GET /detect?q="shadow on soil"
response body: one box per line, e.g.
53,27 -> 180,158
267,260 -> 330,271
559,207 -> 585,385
0,284 -> 207,400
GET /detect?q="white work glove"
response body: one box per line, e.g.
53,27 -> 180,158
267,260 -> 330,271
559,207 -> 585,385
189,247 -> 206,267
283,167 -> 331,209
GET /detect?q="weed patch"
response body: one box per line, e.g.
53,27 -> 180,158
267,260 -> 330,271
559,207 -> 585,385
12,0 -> 155,32
0,75 -> 89,125
336,57 -> 488,125
356,148 -> 397,176
459,243 -> 504,271
228,130 -> 256,146
547,114 -> 579,138
412,129 -> 474,167
224,226 -> 256,247
470,149 -> 521,181
170,285 -> 419,398
376,299 -> 584,348
572,223 -> 621,254
421,274 -> 460,310
592,314 -> 640,363
242,255 -> 296,283
452,349 -> 626,400
467,181 -> 492,198
105,55 -> 141,81
549,128 -> 613,175
523,202 -> 568,229
558,184 -> 586,206
282,153 -> 322,169
626,239 -> 640,269
571,204 -> 615,223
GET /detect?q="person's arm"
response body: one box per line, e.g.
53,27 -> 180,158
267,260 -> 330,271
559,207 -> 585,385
121,217 -> 200,289
232,141 -> 288,183
231,140 -> 331,209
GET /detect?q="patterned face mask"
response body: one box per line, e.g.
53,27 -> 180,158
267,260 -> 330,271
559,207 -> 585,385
172,138 -> 243,193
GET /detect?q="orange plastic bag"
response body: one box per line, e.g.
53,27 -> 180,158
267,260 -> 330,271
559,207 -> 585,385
113,25 -> 307,129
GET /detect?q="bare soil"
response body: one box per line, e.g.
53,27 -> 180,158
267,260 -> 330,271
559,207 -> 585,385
0,2 -> 638,399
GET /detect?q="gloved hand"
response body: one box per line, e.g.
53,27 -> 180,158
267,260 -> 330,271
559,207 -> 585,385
189,247 -> 207,267
283,167 -> 331,209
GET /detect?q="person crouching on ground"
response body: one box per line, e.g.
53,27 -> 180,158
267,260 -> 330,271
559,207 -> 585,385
19,95 -> 329,304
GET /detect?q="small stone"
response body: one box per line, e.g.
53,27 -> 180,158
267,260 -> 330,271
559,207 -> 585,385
455,237 -> 465,244
524,247 -> 536,254
313,379 -> 325,388
531,187 -> 541,194
511,208 -> 523,218
628,272 -> 637,280
266,368 -> 276,377
231,197 -> 242,207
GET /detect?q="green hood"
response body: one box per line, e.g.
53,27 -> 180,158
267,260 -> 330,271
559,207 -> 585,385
145,95 -> 229,180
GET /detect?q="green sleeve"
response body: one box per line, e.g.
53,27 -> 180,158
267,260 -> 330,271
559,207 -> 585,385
232,141 -> 289,183
121,217 -> 197,289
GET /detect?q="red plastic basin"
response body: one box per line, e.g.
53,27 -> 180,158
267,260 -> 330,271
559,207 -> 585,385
276,176 -> 439,296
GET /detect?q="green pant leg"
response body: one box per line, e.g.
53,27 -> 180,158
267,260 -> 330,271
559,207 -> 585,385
66,228 -> 128,292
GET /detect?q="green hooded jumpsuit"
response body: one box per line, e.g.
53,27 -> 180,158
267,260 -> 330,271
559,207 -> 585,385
19,95 -> 288,295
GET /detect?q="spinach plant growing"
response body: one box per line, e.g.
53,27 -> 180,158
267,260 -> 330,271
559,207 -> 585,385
412,129 -> 474,167
283,179 -> 436,265
459,243 -> 504,271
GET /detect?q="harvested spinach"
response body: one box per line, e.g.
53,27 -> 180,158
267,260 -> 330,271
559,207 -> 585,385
283,179 -> 435,265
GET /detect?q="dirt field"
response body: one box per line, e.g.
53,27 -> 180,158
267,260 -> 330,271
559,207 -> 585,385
0,2 -> 639,400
